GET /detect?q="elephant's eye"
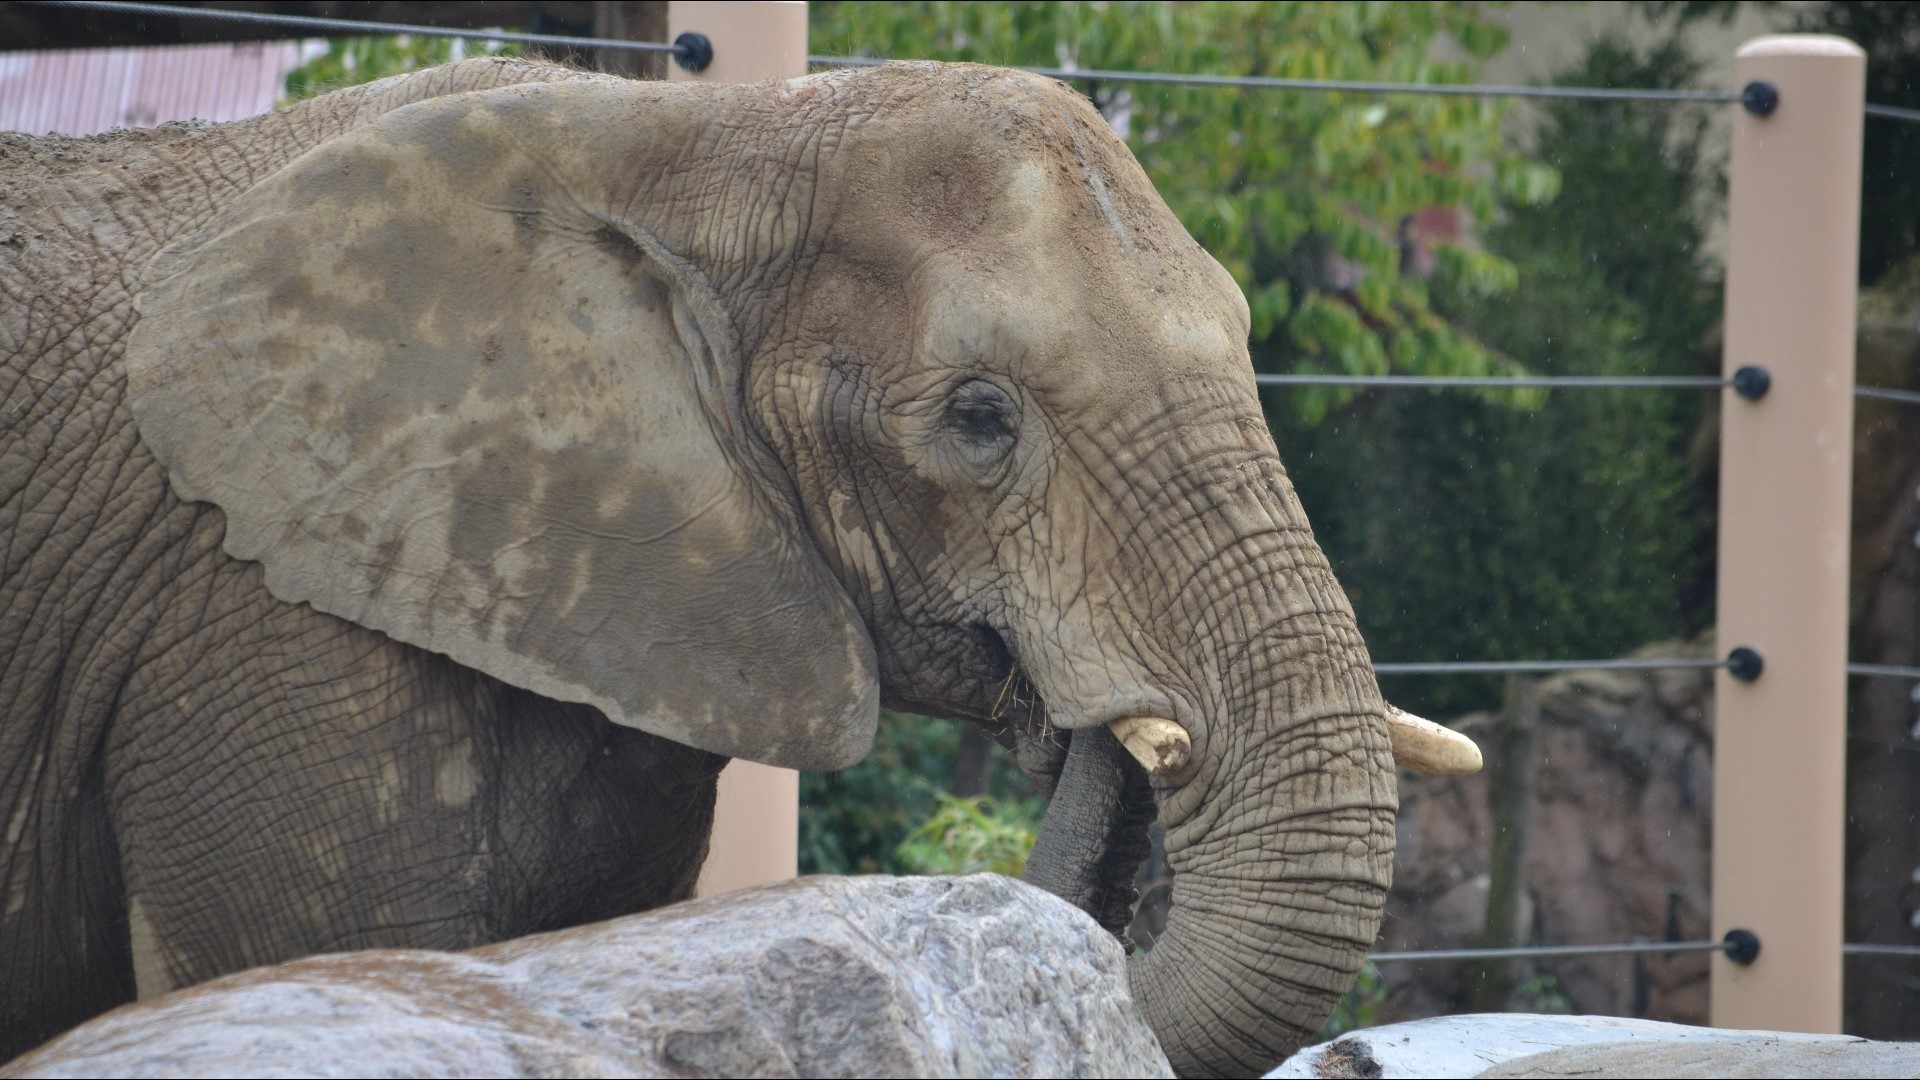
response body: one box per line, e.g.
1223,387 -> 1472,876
944,380 -> 1019,456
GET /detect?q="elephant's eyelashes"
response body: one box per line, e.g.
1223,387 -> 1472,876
944,380 -> 1019,464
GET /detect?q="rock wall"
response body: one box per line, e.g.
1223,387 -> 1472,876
1840,284 -> 1920,1038
1381,637 -> 1716,1024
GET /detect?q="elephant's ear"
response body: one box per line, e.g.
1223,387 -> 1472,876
123,84 -> 879,771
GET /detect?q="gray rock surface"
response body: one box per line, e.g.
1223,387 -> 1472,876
1482,1036 -> 1920,1078
1265,1014 -> 1884,1079
3,874 -> 1171,1079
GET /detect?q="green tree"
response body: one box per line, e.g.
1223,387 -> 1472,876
813,1 -> 1557,423
895,794 -> 1044,876
799,711 -> 1042,874
284,34 -> 519,102
1792,2 -> 1920,285
1279,36 -> 1720,717
800,711 -> 959,873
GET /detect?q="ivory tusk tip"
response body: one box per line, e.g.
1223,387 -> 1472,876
1384,705 -> 1483,775
1109,716 -> 1191,777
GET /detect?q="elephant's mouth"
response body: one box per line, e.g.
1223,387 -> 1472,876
947,626 -> 1160,944
966,623 -> 1051,742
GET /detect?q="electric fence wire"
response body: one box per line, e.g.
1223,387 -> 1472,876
1371,940 -> 1731,963
1867,102 -> 1920,124
808,52 -> 1744,103
1849,662 -> 1920,681
1256,373 -> 1729,390
1376,659 -> 1920,679
1258,374 -> 1920,409
28,0 -> 683,55
1372,941 -> 1920,962
1845,943 -> 1920,957
1856,385 -> 1920,405
33,0 -> 1920,121
1374,657 -> 1726,676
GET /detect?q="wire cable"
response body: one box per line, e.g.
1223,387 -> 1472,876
1259,375 -> 1920,409
1849,663 -> 1920,681
1856,386 -> 1920,405
1256,373 -> 1728,390
810,53 -> 1742,103
1375,657 -> 1723,676
1375,941 -> 1920,962
29,0 -> 682,54
1867,103 -> 1920,124
1371,940 -> 1728,963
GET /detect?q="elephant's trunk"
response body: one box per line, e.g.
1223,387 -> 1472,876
1001,391 -> 1398,1076
1082,518 -> 1397,1068
1127,610 -> 1396,1078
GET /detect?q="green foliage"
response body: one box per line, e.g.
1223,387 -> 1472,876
800,712 -> 1041,876
1279,35 -> 1720,718
1792,2 -> 1920,285
1514,972 -> 1575,1014
1314,961 -> 1386,1043
283,35 -> 519,102
800,712 -> 960,874
812,2 -> 1557,423
895,794 -> 1044,876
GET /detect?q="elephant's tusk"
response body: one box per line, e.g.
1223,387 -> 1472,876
1385,705 -> 1483,775
1108,716 -> 1191,777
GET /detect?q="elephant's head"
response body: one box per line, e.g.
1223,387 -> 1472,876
121,62 -> 1475,1076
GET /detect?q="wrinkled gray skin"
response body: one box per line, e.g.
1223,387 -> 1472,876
0,59 -> 1396,1076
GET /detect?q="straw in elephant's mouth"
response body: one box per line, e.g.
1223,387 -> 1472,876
975,622 -> 1047,739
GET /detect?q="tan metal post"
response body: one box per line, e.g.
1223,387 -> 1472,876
1712,34 -> 1864,1032
667,1 -> 809,86
666,0 -> 810,897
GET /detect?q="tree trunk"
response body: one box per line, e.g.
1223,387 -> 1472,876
1470,674 -> 1540,1011
594,2 -> 668,79
952,723 -> 994,798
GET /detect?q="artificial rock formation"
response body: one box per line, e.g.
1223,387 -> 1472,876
2,874 -> 1172,1078
1382,637 -> 1717,1023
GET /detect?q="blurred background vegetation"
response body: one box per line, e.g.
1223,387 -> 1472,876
283,33 -> 518,100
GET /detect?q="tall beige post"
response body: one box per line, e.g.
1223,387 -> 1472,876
1712,34 -> 1864,1032
667,0 -> 809,897
668,1 -> 809,86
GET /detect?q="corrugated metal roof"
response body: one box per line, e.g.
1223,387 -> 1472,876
0,40 -> 305,138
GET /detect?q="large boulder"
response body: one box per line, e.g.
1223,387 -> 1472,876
2,874 -> 1172,1078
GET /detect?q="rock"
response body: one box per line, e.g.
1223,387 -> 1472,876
1264,1014 -> 1899,1079
1382,636 -> 1716,1023
1482,1036 -> 1920,1078
2,874 -> 1171,1079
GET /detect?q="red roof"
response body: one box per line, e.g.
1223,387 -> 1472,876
0,40 -> 305,137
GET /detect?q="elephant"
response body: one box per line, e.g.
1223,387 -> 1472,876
0,56 -> 1477,1074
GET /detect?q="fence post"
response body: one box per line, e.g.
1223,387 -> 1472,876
1713,33 -> 1864,1032
667,0 -> 810,897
